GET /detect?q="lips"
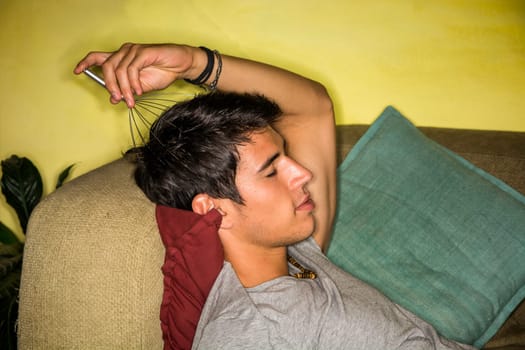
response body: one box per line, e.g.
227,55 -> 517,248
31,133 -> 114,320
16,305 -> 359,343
296,196 -> 315,211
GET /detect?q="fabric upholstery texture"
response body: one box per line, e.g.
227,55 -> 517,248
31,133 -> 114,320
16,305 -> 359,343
327,106 -> 525,348
18,158 -> 164,349
336,125 -> 525,196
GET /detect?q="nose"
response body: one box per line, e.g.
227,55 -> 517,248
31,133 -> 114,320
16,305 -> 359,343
284,157 -> 313,190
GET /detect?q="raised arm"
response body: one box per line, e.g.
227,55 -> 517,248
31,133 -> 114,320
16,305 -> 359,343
74,43 -> 336,251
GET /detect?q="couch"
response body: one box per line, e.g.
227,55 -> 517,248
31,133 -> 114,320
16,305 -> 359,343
17,123 -> 525,349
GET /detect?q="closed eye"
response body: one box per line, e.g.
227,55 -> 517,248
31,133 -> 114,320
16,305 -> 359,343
266,169 -> 277,177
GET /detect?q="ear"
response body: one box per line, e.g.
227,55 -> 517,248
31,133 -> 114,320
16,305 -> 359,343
192,194 -> 235,230
192,193 -> 215,215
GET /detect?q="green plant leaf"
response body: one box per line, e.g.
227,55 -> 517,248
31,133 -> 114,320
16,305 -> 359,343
55,163 -> 75,189
1,155 -> 43,233
0,260 -> 21,298
0,244 -> 21,350
0,222 -> 20,245
0,243 -> 23,280
0,289 -> 19,350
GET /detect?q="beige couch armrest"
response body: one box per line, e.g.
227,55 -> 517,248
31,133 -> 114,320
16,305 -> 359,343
18,158 -> 164,349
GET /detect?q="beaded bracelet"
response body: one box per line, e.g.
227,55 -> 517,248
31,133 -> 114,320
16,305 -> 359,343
209,50 -> 223,91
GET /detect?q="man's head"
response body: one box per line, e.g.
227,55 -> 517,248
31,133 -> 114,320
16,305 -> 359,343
134,92 -> 282,210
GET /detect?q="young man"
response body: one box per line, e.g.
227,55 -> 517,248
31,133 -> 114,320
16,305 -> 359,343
75,43 -> 474,349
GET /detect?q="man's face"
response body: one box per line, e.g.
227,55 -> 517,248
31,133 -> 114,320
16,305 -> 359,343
225,126 -> 315,249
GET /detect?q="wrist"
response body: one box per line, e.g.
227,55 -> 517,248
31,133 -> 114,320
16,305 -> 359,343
185,46 -> 213,83
184,46 -> 223,90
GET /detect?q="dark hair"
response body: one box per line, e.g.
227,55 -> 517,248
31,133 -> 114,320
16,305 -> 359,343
133,92 -> 281,210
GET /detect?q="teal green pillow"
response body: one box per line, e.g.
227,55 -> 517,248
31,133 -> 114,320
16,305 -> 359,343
327,106 -> 525,348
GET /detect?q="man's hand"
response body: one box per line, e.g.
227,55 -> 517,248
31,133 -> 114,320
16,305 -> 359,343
74,43 -> 204,108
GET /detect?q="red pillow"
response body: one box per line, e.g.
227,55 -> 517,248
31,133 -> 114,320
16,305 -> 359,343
155,205 -> 224,350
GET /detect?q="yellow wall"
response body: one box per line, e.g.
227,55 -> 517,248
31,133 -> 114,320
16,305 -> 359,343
1,0 -> 524,238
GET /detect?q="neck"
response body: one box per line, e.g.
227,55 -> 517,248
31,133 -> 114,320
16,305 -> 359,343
223,242 -> 289,288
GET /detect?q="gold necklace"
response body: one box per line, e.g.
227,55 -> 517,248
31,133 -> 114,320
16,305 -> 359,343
287,255 -> 317,280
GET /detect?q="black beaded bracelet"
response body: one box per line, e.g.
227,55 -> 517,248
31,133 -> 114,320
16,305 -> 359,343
185,46 -> 215,85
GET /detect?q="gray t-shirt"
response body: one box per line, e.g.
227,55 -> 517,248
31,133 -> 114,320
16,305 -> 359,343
192,237 -> 476,350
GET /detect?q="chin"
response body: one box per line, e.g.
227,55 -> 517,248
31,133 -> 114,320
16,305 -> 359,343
294,222 -> 316,244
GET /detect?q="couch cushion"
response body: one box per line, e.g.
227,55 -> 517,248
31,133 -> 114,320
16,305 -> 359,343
18,158 -> 164,349
336,125 -> 525,196
327,106 -> 525,348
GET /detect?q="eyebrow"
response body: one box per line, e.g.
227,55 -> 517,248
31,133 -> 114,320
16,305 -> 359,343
256,138 -> 287,173
257,152 -> 280,173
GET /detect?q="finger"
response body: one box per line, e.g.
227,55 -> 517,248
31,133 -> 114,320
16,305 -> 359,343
73,51 -> 111,74
128,44 -> 190,94
100,43 -> 134,106
125,45 -> 157,96
127,53 -> 146,96
127,45 -> 168,95
114,44 -> 140,107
